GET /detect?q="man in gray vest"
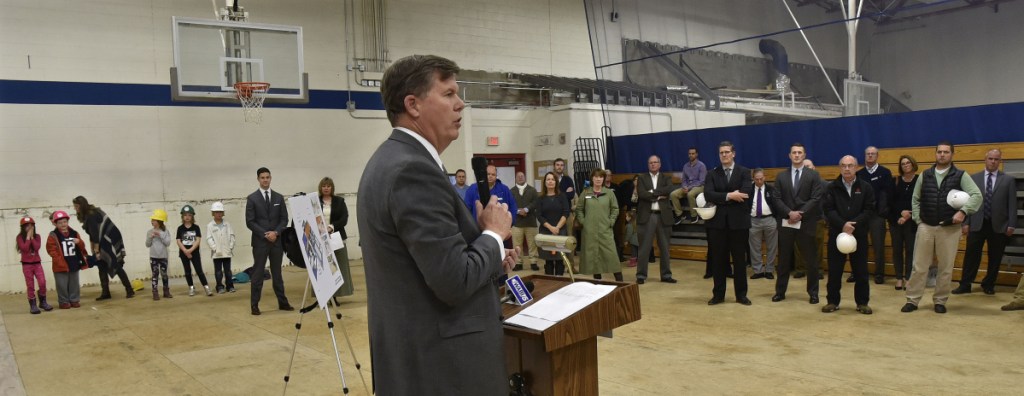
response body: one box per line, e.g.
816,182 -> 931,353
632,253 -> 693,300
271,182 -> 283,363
902,141 -> 981,314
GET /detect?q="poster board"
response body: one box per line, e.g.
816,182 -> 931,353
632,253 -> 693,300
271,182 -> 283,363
288,195 -> 345,308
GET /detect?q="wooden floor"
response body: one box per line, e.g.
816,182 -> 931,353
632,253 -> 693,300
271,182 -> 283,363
2,260 -> 1023,395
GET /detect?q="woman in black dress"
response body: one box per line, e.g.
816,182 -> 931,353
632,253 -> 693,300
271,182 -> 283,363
890,155 -> 919,290
535,172 -> 570,276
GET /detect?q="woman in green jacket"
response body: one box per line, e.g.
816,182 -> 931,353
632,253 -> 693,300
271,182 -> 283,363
575,169 -> 622,281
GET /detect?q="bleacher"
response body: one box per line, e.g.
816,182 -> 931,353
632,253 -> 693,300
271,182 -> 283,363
613,142 -> 1024,286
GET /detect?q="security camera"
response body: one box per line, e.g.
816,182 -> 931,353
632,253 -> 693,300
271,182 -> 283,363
534,234 -> 577,254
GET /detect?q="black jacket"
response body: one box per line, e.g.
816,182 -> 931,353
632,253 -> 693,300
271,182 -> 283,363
320,195 -> 349,240
823,176 -> 875,238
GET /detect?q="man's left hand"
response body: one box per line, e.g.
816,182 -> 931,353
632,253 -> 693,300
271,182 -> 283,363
952,211 -> 966,224
502,247 -> 521,273
1007,227 -> 1015,237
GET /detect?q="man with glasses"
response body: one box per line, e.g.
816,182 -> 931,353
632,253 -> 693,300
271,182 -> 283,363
704,141 -> 753,305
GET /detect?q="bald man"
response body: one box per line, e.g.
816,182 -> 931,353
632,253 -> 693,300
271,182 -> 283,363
822,156 -> 876,314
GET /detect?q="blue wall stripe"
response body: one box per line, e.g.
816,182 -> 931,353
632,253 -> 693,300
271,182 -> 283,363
608,101 -> 1024,174
0,79 -> 384,110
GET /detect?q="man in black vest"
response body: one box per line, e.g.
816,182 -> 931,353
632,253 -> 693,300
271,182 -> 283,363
902,142 -> 981,314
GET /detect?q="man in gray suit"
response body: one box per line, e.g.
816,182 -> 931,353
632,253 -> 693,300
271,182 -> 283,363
772,143 -> 824,304
955,149 -> 1017,295
635,155 -> 678,284
245,167 -> 292,315
357,54 -> 517,395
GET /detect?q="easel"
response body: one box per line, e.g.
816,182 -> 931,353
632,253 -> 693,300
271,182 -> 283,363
281,279 -> 369,395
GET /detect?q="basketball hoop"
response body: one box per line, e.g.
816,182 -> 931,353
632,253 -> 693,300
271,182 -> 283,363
234,82 -> 270,124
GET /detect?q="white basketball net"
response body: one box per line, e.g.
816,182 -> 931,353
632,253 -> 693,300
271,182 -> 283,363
235,83 -> 270,124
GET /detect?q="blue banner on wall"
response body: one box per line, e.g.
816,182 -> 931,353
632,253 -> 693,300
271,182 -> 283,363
609,101 -> 1024,173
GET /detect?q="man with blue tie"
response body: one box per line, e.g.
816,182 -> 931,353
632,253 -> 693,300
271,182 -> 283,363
749,168 -> 779,279
772,143 -> 824,304
955,149 -> 1017,295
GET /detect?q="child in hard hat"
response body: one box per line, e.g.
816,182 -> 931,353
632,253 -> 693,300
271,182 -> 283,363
206,201 -> 236,293
146,209 -> 173,300
17,216 -> 54,314
45,211 -> 90,309
176,205 -> 213,297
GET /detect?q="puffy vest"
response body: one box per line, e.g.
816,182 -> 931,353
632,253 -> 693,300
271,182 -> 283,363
919,164 -> 963,226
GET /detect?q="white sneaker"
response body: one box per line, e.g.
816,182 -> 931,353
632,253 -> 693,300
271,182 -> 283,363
204,285 -> 213,296
188,286 -> 196,296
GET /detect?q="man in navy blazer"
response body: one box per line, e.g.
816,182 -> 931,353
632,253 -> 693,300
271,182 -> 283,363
704,141 -> 753,305
772,143 -> 825,304
955,149 -> 1017,295
358,55 -> 516,395
245,167 -> 293,315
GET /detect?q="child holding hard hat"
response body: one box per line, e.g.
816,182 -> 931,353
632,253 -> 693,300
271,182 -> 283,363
206,201 -> 236,293
146,209 -> 173,300
17,216 -> 54,314
45,210 -> 90,309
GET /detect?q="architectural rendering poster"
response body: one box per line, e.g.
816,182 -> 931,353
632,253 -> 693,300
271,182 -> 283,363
288,194 -> 344,308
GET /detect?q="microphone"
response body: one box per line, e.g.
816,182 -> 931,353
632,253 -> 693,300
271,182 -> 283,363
471,156 -> 491,207
501,281 -> 535,304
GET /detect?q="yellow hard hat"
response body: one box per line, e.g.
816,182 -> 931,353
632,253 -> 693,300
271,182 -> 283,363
130,279 -> 145,291
151,209 -> 168,222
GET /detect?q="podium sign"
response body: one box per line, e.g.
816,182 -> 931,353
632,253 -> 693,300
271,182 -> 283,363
505,275 -> 534,306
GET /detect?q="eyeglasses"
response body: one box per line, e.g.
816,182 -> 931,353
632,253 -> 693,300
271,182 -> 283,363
719,151 -> 733,155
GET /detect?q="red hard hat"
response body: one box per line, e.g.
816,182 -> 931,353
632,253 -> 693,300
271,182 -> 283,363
20,216 -> 35,226
51,210 -> 70,222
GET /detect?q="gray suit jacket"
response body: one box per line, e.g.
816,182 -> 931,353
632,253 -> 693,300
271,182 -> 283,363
245,189 -> 288,248
774,167 -> 824,235
636,172 -> 675,225
357,130 -> 506,395
966,170 -> 1017,233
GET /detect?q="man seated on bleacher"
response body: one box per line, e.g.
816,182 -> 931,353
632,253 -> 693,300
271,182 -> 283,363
671,147 -> 707,225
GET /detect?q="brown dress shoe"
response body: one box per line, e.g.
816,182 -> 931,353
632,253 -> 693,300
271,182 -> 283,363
1000,301 -> 1024,311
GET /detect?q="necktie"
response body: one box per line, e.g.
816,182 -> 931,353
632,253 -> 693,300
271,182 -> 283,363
264,191 -> 270,206
793,169 -> 801,192
756,187 -> 763,216
984,173 -> 993,218
725,168 -> 732,180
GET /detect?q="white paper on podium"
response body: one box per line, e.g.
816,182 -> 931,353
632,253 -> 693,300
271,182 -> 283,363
504,282 -> 616,331
782,220 -> 801,229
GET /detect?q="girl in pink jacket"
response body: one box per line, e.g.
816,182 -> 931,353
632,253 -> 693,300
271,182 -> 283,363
16,216 -> 53,314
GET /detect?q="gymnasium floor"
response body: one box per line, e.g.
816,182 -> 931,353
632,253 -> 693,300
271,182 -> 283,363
1,260 -> 1021,395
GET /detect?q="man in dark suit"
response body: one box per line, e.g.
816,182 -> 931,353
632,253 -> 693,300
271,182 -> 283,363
704,141 -> 753,305
357,54 -> 516,395
635,155 -> 678,284
955,149 -> 1017,295
772,143 -> 824,304
245,167 -> 292,315
855,146 -> 893,284
822,155 -> 876,314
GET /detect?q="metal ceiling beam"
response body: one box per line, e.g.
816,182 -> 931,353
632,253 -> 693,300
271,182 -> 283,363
878,0 -> 1015,24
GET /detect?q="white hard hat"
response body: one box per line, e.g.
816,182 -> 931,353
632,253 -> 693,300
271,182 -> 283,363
210,201 -> 225,212
946,190 -> 968,209
696,193 -> 708,208
836,233 -> 857,254
695,205 -> 717,220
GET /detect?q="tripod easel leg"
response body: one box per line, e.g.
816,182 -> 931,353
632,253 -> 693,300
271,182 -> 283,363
327,297 -> 370,394
282,279 -> 312,395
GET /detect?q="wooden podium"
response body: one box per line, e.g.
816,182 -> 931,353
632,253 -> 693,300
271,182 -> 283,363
502,275 -> 642,395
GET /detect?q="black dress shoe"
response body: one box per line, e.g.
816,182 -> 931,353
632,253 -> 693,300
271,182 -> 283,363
818,273 -> 824,280
737,297 -> 752,305
751,273 -> 765,280
251,306 -> 261,315
934,304 -> 947,313
279,305 -> 295,311
793,272 -> 805,279
809,296 -> 820,304
530,264 -> 540,271
846,275 -> 855,283
771,294 -> 785,302
951,287 -> 971,295
703,274 -> 713,279
900,303 -> 917,313
707,297 -> 725,305
874,275 -> 885,284
765,273 -> 775,280
661,278 -> 678,284
983,287 -> 995,295
513,264 -> 523,271
636,279 -> 645,285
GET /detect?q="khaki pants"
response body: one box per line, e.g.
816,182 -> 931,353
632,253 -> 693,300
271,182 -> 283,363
670,186 -> 704,217
1013,275 -> 1024,304
511,226 -> 538,265
906,224 -> 960,306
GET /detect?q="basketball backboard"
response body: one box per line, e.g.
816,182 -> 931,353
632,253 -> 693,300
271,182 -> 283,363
171,17 -> 308,104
